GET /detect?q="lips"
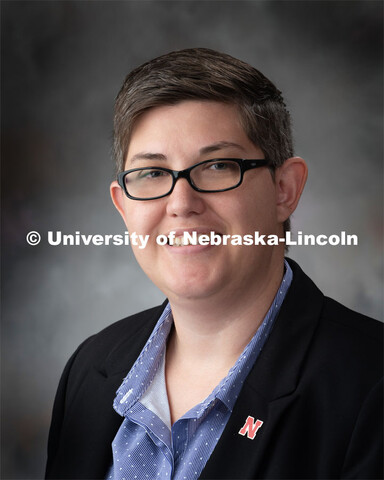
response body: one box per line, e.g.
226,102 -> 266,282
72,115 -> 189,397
172,233 -> 212,246
164,229 -> 223,247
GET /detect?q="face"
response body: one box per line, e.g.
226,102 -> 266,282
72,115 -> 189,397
111,101 -> 287,304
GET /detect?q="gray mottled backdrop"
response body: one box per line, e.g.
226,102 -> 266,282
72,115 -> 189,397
2,1 -> 382,478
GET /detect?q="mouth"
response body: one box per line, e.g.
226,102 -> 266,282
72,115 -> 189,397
171,233 -> 206,246
166,230 -> 223,247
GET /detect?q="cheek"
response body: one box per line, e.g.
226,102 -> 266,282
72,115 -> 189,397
123,204 -> 159,235
249,178 -> 278,217
234,194 -> 278,233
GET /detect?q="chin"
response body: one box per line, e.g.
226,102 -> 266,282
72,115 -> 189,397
155,273 -> 223,302
165,285 -> 217,302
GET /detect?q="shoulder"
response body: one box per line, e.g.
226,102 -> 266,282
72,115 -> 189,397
292,260 -> 382,390
284,258 -> 382,386
322,294 -> 381,335
310,296 -> 382,382
313,296 -> 382,382
320,295 -> 382,350
287,257 -> 382,343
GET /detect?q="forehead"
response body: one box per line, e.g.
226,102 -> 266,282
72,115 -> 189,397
126,100 -> 256,163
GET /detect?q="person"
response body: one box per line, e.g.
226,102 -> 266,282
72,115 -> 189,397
45,48 -> 383,480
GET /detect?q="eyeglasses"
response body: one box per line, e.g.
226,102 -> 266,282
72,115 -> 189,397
117,158 -> 269,201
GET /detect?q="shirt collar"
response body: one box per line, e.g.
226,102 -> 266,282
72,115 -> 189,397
114,303 -> 173,416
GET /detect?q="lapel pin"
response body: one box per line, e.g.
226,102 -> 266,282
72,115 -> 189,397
238,416 -> 263,440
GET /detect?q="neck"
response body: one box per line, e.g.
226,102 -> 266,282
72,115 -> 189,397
167,256 -> 285,367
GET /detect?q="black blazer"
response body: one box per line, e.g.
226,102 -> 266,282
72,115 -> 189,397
46,259 -> 383,479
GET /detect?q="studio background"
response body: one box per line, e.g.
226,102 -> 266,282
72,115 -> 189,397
2,1 -> 382,478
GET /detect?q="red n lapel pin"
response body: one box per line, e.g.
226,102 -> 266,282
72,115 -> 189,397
238,416 -> 263,440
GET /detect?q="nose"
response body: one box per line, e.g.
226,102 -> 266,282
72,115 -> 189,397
165,177 -> 205,217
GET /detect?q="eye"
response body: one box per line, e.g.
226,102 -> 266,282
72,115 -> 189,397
138,169 -> 167,179
208,161 -> 229,170
204,160 -> 239,174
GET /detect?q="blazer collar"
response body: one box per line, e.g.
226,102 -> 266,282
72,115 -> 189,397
243,257 -> 324,401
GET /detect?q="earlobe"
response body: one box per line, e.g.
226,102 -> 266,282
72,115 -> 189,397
110,180 -> 128,221
275,157 -> 308,223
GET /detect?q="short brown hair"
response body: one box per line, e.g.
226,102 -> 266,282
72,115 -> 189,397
114,48 -> 294,231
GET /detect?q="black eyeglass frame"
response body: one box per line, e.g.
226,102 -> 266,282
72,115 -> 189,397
117,158 -> 270,201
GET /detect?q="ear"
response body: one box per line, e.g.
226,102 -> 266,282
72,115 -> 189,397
110,180 -> 129,225
275,157 -> 308,223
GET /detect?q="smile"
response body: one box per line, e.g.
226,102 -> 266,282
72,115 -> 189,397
170,232 -> 220,247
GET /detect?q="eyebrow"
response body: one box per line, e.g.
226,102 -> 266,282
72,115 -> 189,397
129,152 -> 167,164
128,141 -> 246,164
199,141 -> 246,155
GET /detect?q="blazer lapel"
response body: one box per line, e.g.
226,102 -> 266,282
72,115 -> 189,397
200,259 -> 325,479
85,302 -> 168,478
48,303 -> 166,479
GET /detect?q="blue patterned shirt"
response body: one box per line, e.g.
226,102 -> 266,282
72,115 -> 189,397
107,261 -> 292,480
